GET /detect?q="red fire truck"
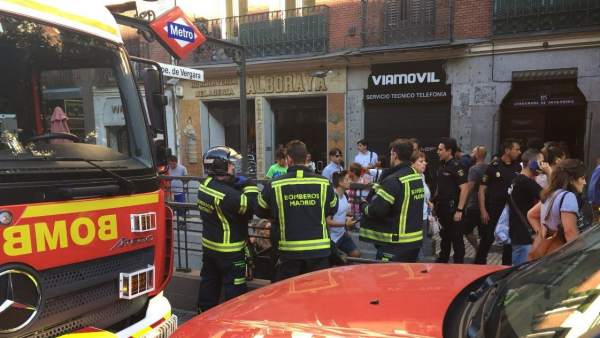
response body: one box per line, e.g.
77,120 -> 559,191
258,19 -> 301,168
0,1 -> 177,337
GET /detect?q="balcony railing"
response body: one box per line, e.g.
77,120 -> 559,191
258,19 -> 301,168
364,0 -> 451,47
191,5 -> 329,64
493,0 -> 600,35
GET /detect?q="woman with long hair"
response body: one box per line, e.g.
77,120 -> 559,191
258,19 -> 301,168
527,159 -> 586,259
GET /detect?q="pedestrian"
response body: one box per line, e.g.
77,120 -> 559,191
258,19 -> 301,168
368,155 -> 387,183
266,147 -> 288,179
475,139 -> 521,265
508,149 -> 543,265
354,139 -> 378,170
327,170 -> 361,258
463,146 -> 488,253
527,159 -> 586,259
167,155 -> 188,203
434,137 -> 469,264
257,140 -> 338,281
196,146 -> 258,312
322,147 -> 343,182
412,151 -> 433,260
306,152 -> 316,172
456,147 -> 474,171
537,145 -> 566,188
588,158 -> 600,222
359,138 -> 425,262
347,162 -> 370,227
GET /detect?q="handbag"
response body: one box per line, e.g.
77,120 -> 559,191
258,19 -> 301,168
528,192 -> 568,261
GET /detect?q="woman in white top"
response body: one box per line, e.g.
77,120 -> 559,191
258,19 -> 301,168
327,170 -> 361,258
528,159 -> 586,258
412,152 -> 433,260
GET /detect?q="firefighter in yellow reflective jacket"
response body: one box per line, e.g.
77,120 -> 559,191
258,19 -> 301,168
196,146 -> 259,312
257,140 -> 338,281
359,138 -> 425,262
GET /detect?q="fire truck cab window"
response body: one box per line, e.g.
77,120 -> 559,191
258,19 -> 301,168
0,13 -> 152,168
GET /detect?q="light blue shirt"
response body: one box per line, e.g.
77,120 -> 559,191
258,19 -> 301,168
541,190 -> 579,231
588,164 -> 600,204
322,162 -> 342,182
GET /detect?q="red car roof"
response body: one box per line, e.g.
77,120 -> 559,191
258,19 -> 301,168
174,263 -> 504,338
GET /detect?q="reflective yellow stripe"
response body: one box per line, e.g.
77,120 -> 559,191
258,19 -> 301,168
202,238 -> 245,252
22,192 -> 158,218
359,228 -> 422,243
239,194 -> 248,215
400,181 -> 410,235
320,183 -> 327,239
6,0 -> 118,36
376,188 -> 395,205
215,202 -> 230,244
271,177 -> 329,187
258,193 -> 269,208
233,277 -> 246,285
199,184 -> 225,200
243,186 -> 259,194
400,174 -> 422,183
296,170 -> 304,178
279,238 -> 331,251
275,186 -> 286,242
329,193 -> 337,208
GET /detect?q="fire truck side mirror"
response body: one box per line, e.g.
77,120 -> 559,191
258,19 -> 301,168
143,68 -> 167,133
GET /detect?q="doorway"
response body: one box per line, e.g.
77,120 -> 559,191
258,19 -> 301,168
501,80 -> 586,159
269,96 -> 327,167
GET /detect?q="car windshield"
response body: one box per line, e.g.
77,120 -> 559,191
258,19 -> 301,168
0,13 -> 152,167
495,224 -> 600,337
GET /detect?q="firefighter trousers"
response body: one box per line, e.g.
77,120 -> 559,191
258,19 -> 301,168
197,251 -> 247,312
274,256 -> 330,282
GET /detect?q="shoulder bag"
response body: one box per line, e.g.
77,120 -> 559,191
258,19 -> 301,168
528,192 -> 568,261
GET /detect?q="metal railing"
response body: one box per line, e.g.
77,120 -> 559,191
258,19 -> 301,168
363,0 -> 452,47
162,175 -> 378,275
493,0 -> 600,35
192,5 -> 329,64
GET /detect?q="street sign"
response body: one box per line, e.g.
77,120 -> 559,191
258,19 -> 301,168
149,7 -> 206,60
157,62 -> 204,82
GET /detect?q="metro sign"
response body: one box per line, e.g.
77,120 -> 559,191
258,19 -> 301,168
149,7 -> 206,60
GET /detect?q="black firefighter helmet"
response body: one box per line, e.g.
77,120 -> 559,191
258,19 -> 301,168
203,146 -> 242,176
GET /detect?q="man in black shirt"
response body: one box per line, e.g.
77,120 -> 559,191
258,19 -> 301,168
475,139 -> 521,265
509,149 -> 543,265
434,138 -> 469,264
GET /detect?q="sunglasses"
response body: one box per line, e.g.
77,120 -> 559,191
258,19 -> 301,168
334,154 -> 342,157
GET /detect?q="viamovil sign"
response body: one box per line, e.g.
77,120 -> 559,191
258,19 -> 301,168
149,7 -> 206,60
364,61 -> 451,104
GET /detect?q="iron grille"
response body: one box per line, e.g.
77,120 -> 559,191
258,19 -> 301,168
493,0 -> 600,35
12,248 -> 154,337
384,0 -> 436,45
192,5 -> 329,64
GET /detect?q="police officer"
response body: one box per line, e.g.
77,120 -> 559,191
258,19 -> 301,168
475,139 -> 521,265
196,146 -> 258,312
359,138 -> 425,262
434,137 -> 469,264
257,140 -> 338,281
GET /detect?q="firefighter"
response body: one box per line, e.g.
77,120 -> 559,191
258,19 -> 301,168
196,146 -> 258,312
434,137 -> 469,264
257,140 -> 338,281
359,138 -> 425,262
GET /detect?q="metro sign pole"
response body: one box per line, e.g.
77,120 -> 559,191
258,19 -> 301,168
114,8 -> 249,176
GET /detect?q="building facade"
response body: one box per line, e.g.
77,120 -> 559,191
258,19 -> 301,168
146,0 -> 600,177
